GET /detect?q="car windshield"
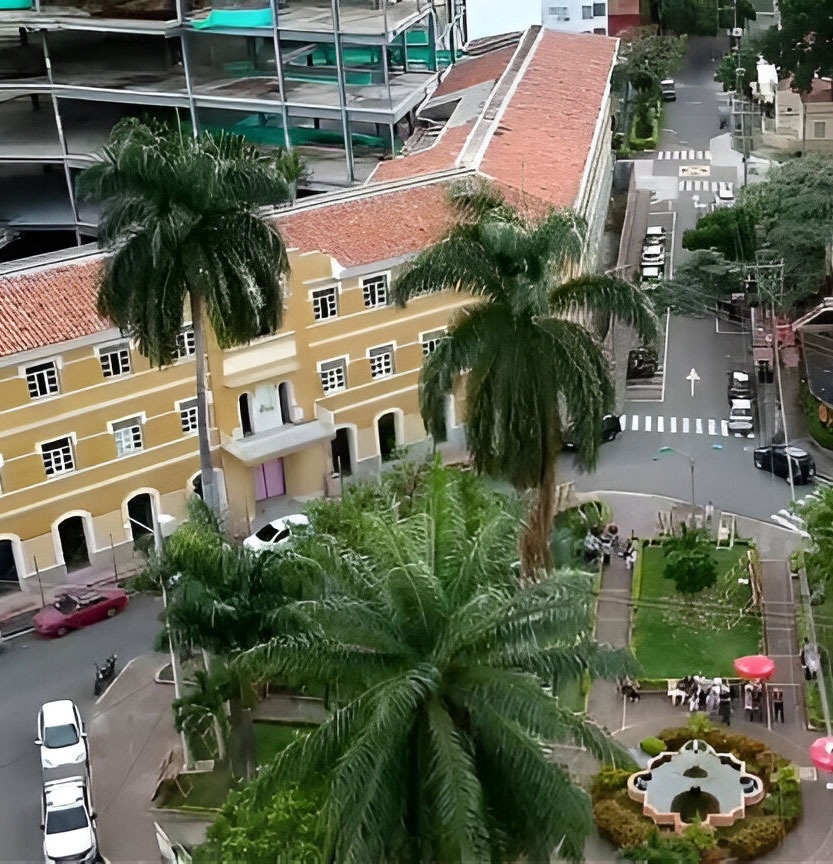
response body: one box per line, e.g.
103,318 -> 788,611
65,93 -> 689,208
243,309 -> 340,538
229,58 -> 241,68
254,525 -> 279,542
53,597 -> 77,614
44,724 -> 79,748
45,805 -> 88,834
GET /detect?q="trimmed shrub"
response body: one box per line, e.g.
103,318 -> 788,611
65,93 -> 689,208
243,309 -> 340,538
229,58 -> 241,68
590,765 -> 632,801
640,736 -> 666,757
593,799 -> 652,848
724,815 -> 785,860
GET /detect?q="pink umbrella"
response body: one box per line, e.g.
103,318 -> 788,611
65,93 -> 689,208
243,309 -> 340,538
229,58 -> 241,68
733,654 -> 776,681
810,737 -> 833,774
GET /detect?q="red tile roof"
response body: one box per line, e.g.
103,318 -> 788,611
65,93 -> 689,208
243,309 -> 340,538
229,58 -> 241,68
479,30 -> 618,211
369,122 -> 473,183
432,45 -> 517,99
277,184 -> 455,268
0,257 -> 111,358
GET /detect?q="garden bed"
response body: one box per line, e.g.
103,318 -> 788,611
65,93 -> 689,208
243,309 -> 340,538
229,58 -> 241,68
632,542 -> 762,679
254,720 -> 314,767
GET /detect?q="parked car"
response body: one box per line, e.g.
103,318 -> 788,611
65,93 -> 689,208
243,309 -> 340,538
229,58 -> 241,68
627,346 -> 659,379
640,264 -> 663,288
641,244 -> 665,266
727,370 -> 752,404
243,513 -> 310,555
754,445 -> 816,484
661,79 -> 677,101
563,414 -> 622,450
36,700 -> 88,778
33,587 -> 128,638
644,226 -> 667,244
714,182 -> 735,209
41,776 -> 98,864
727,398 -> 754,434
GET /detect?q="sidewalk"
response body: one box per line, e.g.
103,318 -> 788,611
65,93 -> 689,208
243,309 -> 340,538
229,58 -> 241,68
581,492 -> 832,864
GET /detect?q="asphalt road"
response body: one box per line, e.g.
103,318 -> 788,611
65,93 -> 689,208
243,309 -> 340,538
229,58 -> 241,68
0,595 -> 163,864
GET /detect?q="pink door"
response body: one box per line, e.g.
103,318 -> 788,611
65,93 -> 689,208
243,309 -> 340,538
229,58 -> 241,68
254,458 -> 286,502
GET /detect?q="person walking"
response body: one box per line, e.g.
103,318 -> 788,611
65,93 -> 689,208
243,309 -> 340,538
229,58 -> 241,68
744,682 -> 754,721
771,687 -> 785,723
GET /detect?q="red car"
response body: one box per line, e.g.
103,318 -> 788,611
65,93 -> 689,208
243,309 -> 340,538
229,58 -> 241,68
33,587 -> 129,637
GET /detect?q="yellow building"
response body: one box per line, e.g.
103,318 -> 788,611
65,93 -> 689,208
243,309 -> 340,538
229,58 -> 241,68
0,26 -> 619,585
0,249 -> 202,588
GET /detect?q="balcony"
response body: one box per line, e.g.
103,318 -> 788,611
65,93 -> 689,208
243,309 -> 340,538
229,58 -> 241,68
220,331 -> 299,388
222,418 -> 333,465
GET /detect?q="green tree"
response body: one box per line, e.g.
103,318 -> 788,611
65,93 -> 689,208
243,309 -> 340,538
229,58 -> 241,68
244,463 -> 637,863
797,484 -> 833,584
682,207 -> 757,261
657,0 -> 755,35
194,780 -> 324,864
740,154 -> 833,305
715,42 -> 761,94
663,526 -> 718,597
76,119 -> 293,512
392,180 -> 657,576
617,31 -> 687,93
757,0 -> 833,95
172,661 -> 232,762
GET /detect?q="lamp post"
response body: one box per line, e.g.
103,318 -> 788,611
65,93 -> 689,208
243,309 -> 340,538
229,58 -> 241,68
653,445 -> 723,527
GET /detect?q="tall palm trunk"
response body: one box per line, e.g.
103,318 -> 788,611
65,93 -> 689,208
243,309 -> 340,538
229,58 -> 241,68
519,456 -> 557,581
191,293 -> 218,513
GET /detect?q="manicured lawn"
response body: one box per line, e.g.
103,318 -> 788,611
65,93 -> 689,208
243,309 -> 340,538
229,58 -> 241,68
254,721 -> 313,767
632,543 -> 762,678
156,766 -> 233,811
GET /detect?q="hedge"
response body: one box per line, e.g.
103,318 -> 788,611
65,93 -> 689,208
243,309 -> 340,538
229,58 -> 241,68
640,736 -> 666,757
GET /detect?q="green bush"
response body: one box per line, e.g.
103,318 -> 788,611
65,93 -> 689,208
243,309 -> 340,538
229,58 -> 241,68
590,765 -> 632,801
724,815 -> 785,860
640,736 -> 666,757
593,798 -> 652,848
763,764 -> 803,826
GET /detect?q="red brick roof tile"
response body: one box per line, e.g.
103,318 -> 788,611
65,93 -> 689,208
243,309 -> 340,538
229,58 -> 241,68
369,122 -> 473,183
479,30 -> 618,211
277,184 -> 454,268
0,257 -> 111,358
432,45 -> 517,98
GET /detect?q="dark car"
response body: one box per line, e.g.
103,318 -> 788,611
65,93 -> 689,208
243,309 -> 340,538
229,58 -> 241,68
33,588 -> 129,638
753,445 -> 816,485
564,414 -> 622,450
727,370 -> 751,404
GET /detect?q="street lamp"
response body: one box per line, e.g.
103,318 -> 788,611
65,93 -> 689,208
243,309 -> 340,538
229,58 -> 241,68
653,445 -> 723,527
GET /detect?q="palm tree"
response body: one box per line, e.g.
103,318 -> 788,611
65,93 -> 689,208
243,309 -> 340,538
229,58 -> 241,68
77,118 -> 293,512
392,180 -> 657,577
243,463 -> 636,863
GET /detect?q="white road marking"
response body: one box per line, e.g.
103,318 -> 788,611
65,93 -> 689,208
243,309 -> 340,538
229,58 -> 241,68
670,417 -> 677,433
619,415 -> 627,431
645,416 -> 652,432
631,415 -> 639,431
682,417 -> 690,433
721,420 -> 729,436
695,418 -> 703,434
656,416 -> 664,432
708,418 -> 717,436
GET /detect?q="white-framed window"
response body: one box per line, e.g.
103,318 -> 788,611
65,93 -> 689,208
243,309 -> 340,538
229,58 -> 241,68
312,286 -> 338,321
112,417 -> 143,457
175,329 -> 196,359
548,5 -> 569,21
369,344 -> 395,379
421,329 -> 447,357
593,2 -> 606,15
318,358 -> 347,394
814,121 -> 826,138
25,360 -> 60,399
41,437 -> 75,476
99,343 -> 131,378
582,5 -> 592,18
178,398 -> 199,434
361,274 -> 388,308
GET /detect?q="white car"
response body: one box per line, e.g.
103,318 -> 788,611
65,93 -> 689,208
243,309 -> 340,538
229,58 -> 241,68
41,777 -> 98,864
728,398 -> 754,433
641,243 -> 665,266
243,513 -> 310,554
640,264 -> 663,287
714,182 -> 735,209
645,226 -> 667,244
36,700 -> 88,778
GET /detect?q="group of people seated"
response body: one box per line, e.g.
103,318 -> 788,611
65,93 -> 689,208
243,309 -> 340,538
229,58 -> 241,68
584,524 -> 638,568
618,676 -> 641,702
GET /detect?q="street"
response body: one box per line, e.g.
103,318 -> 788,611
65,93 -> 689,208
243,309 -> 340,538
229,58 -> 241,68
0,595 -> 163,863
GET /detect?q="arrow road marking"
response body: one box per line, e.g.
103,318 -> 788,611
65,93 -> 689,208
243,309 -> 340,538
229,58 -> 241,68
686,367 -> 700,397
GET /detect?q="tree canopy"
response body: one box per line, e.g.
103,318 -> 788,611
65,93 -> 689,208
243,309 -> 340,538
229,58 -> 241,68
663,527 -> 718,596
757,0 -> 833,94
644,250 -> 745,317
616,30 -> 687,94
714,43 -> 762,94
392,179 -> 657,575
740,154 -> 833,306
797,484 -> 833,585
226,462 -> 636,863
682,207 -> 757,261
656,0 -> 755,36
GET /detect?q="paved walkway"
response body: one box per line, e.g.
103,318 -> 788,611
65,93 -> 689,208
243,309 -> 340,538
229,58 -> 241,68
580,492 -> 833,863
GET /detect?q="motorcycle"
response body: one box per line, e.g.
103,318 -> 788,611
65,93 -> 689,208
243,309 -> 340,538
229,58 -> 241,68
94,654 -> 118,696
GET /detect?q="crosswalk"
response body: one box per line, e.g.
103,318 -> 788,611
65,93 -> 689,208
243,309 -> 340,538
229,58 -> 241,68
657,150 -> 711,161
679,179 -> 728,192
619,414 -> 753,438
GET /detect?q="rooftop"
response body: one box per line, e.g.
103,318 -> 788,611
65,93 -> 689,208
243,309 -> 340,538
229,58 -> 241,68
0,253 -> 111,358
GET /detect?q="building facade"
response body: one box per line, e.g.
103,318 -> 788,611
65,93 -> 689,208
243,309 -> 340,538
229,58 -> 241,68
0,25 -> 620,586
